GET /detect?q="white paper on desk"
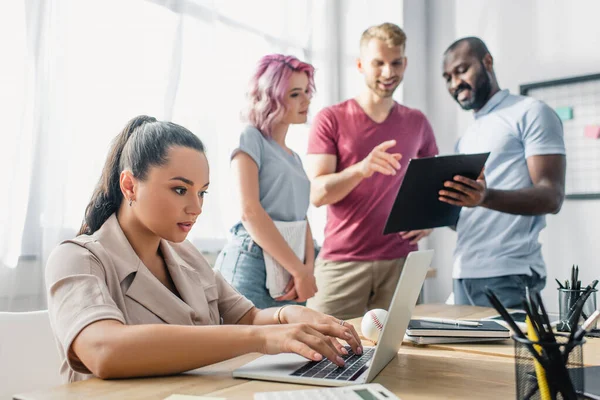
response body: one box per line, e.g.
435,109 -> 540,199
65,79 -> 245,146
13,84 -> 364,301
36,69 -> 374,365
263,220 -> 306,298
164,395 -> 225,400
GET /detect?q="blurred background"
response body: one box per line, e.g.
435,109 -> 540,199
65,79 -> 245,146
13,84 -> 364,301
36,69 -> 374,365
1,0 -> 598,313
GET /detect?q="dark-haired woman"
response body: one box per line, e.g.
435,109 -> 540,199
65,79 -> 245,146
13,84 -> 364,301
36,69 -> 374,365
45,116 -> 362,383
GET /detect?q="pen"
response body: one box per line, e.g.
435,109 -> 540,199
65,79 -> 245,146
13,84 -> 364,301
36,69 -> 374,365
524,288 -> 545,341
563,310 -> 600,362
566,285 -> 595,338
418,317 -> 481,327
484,288 -> 526,338
526,316 -> 551,400
484,288 -> 550,370
572,310 -> 600,343
580,279 -> 597,320
534,291 -> 556,343
570,265 -> 577,309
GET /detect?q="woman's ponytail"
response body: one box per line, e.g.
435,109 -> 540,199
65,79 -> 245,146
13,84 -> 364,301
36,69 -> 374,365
78,115 -> 156,235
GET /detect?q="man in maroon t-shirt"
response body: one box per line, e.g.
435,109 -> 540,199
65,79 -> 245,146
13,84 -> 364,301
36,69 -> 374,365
306,23 -> 439,320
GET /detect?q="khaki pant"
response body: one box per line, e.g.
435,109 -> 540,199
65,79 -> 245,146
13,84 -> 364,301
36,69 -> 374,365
307,257 -> 406,320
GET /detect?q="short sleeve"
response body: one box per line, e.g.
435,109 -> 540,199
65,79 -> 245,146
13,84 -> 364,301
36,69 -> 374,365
521,102 -> 566,158
232,126 -> 265,168
214,270 -> 255,324
417,113 -> 439,158
45,243 -> 125,374
307,108 -> 339,155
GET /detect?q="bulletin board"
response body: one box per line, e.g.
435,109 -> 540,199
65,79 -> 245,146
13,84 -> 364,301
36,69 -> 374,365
520,73 -> 600,200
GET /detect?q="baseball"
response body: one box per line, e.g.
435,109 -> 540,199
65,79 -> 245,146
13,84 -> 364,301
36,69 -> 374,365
361,309 -> 388,343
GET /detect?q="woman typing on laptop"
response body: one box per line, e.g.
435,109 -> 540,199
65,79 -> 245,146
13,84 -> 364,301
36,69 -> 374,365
45,116 -> 362,383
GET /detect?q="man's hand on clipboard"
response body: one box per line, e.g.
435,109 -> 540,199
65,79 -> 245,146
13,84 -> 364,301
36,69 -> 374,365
438,168 -> 487,208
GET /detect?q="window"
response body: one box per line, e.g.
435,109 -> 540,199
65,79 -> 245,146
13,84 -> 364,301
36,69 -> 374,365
15,0 -> 318,263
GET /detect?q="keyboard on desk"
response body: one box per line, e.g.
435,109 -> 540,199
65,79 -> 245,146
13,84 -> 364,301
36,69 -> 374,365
290,346 -> 375,381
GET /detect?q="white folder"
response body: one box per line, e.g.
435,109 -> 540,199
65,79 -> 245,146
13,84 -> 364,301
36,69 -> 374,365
263,220 -> 307,298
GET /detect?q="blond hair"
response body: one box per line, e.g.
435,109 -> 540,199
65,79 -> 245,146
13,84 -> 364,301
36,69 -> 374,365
360,23 -> 407,50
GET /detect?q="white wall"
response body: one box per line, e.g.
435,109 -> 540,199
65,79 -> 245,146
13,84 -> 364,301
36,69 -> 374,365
408,0 -> 600,312
402,0 -> 459,306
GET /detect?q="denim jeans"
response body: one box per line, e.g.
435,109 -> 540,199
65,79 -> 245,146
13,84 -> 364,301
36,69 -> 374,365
214,223 -> 305,309
453,270 -> 546,309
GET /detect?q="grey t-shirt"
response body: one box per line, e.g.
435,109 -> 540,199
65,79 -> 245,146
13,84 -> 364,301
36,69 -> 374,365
232,125 -> 310,222
454,90 -> 565,279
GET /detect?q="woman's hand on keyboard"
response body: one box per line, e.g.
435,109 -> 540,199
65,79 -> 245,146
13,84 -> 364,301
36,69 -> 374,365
259,322 -> 360,367
279,306 -> 363,356
267,306 -> 363,359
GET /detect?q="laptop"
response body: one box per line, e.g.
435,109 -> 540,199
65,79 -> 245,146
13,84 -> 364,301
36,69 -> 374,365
233,249 -> 434,387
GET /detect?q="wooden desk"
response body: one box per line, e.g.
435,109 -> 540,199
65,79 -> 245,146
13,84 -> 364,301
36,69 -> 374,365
208,350 -> 516,400
14,305 -> 600,400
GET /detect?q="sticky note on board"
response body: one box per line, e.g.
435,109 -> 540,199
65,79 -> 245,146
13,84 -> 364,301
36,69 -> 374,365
554,106 -> 573,121
585,125 -> 600,139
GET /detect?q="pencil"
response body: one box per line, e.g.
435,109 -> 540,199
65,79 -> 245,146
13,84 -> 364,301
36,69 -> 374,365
526,317 -> 551,400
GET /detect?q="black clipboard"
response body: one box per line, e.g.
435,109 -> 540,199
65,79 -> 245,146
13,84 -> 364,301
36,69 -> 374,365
383,152 -> 490,234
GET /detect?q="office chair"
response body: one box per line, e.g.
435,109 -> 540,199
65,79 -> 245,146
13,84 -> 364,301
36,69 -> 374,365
0,310 -> 61,400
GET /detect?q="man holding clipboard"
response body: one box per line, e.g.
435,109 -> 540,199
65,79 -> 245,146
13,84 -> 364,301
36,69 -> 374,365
439,37 -> 566,308
306,23 -> 439,320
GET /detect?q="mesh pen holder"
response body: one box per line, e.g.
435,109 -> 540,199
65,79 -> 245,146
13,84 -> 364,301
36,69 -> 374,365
514,334 -> 585,400
557,288 -> 597,332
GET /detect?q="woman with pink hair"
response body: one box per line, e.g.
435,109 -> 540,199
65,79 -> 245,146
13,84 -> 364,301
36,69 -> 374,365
215,54 -> 318,309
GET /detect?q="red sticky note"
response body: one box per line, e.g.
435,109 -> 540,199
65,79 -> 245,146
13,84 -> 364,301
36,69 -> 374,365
585,125 -> 600,139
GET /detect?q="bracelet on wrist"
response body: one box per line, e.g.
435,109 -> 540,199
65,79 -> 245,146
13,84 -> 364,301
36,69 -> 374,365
275,305 -> 292,324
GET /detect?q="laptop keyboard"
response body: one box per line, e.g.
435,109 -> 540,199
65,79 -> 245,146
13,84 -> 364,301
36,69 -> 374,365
290,346 -> 375,381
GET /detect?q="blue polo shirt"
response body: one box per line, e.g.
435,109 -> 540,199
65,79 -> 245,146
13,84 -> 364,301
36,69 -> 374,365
454,89 -> 565,279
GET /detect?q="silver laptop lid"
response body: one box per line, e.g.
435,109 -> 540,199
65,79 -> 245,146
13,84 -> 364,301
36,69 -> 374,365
364,249 -> 434,382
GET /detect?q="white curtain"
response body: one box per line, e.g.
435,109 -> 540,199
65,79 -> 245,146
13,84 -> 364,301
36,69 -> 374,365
0,1 -> 39,269
0,0 -> 342,311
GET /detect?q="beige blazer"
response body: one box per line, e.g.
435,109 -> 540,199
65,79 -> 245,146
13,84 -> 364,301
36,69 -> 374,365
45,214 -> 254,383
